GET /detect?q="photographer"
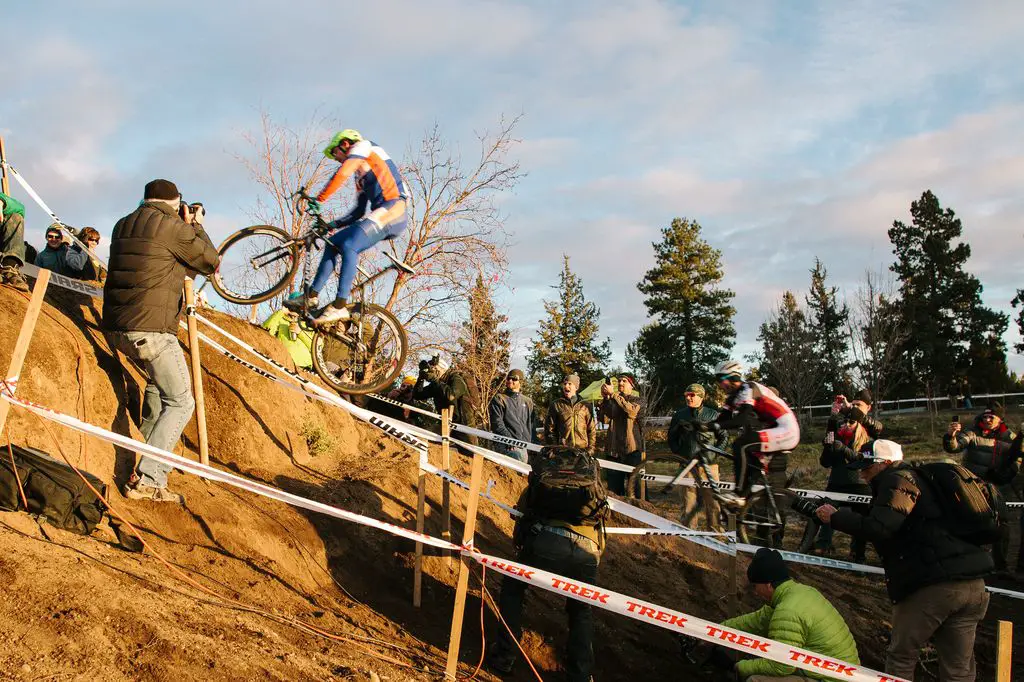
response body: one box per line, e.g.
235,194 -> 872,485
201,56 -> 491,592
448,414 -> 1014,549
412,354 -> 478,445
599,374 -> 644,496
815,440 -> 992,680
102,179 -> 219,503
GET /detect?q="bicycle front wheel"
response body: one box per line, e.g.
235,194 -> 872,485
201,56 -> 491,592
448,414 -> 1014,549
311,303 -> 407,395
736,490 -> 785,548
211,225 -> 300,304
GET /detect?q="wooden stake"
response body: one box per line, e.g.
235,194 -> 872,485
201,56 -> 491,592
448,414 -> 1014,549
441,406 -> 452,568
0,269 -> 50,434
183,279 -> 209,466
444,451 -> 485,680
997,620 -> 1013,682
413,464 -> 427,607
248,305 -> 259,324
0,137 -> 10,196
728,512 -> 738,614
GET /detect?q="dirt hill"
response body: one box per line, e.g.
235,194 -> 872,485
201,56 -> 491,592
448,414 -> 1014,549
0,283 -> 1018,681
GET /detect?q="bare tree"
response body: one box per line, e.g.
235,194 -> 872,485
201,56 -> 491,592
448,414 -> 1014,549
455,272 -> 512,427
848,268 -> 908,414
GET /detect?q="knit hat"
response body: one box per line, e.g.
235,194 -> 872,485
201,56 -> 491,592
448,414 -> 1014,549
507,369 -> 525,382
618,373 -> 636,389
564,373 -> 581,388
747,548 -> 789,586
684,383 -> 706,398
982,403 -> 1005,420
854,389 -> 873,404
144,179 -> 180,201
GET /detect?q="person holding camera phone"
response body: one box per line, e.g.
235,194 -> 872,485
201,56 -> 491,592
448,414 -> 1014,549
599,374 -> 645,496
102,179 -> 219,503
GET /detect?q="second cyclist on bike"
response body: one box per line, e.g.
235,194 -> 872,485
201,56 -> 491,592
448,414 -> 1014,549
713,360 -> 800,506
286,129 -> 409,324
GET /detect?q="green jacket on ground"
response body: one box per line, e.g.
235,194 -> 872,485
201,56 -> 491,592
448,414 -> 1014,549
722,580 -> 859,680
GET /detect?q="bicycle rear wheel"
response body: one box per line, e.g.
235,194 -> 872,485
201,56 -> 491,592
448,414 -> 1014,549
211,225 -> 300,304
736,490 -> 785,548
311,303 -> 407,395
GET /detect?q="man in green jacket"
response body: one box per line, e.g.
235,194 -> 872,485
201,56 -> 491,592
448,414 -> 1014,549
0,191 -> 29,291
721,548 -> 860,681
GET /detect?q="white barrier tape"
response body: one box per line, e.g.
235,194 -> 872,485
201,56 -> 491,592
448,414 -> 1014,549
0,382 -> 456,552
470,551 -> 906,682
20,263 -> 104,298
369,392 -> 442,420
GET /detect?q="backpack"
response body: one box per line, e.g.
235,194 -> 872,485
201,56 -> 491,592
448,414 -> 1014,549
914,461 -> 1002,545
0,444 -> 107,535
527,447 -> 610,527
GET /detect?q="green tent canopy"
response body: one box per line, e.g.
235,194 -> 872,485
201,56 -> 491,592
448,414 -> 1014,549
578,378 -> 619,403
262,309 -> 313,369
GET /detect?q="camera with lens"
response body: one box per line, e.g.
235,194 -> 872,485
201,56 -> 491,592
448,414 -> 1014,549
177,199 -> 206,222
790,495 -> 825,518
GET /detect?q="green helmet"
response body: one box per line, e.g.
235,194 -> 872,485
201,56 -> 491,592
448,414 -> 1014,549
323,129 -> 364,157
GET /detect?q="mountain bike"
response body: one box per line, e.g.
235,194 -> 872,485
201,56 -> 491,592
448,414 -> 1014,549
626,439 -> 792,548
209,190 -> 414,395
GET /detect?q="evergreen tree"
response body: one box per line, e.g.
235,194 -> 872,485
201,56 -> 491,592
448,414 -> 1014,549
1012,290 -> 1024,354
805,258 -> 850,400
756,291 -> 823,410
527,255 -> 611,400
632,218 -> 735,397
456,274 -> 511,426
888,190 -> 1009,395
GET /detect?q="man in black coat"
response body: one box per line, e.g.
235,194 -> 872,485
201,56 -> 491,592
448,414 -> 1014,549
102,179 -> 219,503
816,439 -> 992,680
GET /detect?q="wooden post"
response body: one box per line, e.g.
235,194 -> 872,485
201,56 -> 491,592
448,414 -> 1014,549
441,406 -> 453,568
183,279 -> 209,466
444,451 -> 485,680
412,463 -> 427,607
0,136 -> 10,195
0,270 -> 50,434
248,305 -> 258,324
728,512 -> 738,614
997,620 -> 1013,682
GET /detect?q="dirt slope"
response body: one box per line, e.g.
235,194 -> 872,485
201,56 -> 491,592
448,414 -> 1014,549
0,284 -> 1017,681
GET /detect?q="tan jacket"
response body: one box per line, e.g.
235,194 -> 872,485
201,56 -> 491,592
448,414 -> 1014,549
600,393 -> 645,456
544,396 -> 596,454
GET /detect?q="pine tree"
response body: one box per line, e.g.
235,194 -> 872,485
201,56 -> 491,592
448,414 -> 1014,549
527,255 -> 611,400
805,258 -> 850,400
756,291 -> 823,410
1012,290 -> 1024,354
456,273 -> 511,426
888,190 -> 1009,395
632,218 -> 735,396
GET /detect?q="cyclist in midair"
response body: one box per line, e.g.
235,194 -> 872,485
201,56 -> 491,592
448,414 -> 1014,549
286,129 -> 409,324
714,360 -> 800,505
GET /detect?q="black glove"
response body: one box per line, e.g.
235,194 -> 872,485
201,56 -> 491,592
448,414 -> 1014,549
848,406 -> 866,424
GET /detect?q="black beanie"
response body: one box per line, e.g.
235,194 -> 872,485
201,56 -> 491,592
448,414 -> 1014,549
747,548 -> 789,586
854,389 -> 873,405
144,179 -> 180,201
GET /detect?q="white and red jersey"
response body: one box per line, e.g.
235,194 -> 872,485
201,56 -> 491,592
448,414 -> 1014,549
725,381 -> 800,452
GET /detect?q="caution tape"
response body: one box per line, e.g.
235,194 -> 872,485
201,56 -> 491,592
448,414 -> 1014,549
20,263 -> 104,298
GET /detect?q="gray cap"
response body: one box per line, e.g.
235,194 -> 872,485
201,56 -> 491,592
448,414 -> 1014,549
564,373 -> 581,388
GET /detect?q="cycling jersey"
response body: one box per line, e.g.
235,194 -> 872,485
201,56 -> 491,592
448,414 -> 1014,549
722,381 -> 800,452
316,139 -> 408,210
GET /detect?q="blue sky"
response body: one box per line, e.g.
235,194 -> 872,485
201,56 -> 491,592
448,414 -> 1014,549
4,0 -> 1023,376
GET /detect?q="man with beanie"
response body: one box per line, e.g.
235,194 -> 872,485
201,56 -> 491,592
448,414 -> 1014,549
488,368 -> 536,462
0,191 -> 29,291
545,373 -> 596,454
667,383 -> 726,528
714,548 -> 859,681
599,373 -> 645,495
103,179 -> 219,503
817,439 -> 992,680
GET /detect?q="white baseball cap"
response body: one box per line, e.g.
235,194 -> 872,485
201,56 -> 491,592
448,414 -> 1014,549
848,439 -> 903,469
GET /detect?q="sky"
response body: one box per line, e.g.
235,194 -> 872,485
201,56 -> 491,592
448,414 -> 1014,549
3,0 -> 1023,376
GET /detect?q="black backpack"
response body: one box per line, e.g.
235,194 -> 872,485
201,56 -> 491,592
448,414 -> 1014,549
527,447 -> 610,527
0,444 -> 107,535
914,461 -> 1002,545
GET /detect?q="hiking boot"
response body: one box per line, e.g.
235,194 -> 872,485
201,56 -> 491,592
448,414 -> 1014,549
314,303 -> 351,325
0,265 -> 29,292
283,290 -> 318,312
125,481 -> 184,504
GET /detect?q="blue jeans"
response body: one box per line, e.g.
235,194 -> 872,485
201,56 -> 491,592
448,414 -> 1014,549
310,208 -> 407,300
108,331 -> 195,488
494,527 -> 601,682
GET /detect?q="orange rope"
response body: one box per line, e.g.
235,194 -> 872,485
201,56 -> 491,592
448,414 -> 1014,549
5,425 -> 29,510
467,561 -> 544,681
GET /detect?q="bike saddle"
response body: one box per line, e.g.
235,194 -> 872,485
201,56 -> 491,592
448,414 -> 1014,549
383,249 -> 417,275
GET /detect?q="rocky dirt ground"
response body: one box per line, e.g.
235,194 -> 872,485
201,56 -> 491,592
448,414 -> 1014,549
0,284 -> 1019,681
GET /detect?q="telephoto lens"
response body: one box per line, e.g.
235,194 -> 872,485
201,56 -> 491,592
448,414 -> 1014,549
790,495 -> 824,518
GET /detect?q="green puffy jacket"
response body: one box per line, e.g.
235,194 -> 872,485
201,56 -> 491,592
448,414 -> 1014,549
722,580 -> 859,680
0,191 -> 25,217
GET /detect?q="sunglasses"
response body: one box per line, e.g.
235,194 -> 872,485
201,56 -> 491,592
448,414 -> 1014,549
684,392 -> 699,398
86,238 -> 100,244
46,233 -> 62,240
508,377 -> 521,382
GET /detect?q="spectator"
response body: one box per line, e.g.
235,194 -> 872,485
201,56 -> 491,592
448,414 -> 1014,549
487,446 -> 608,681
599,374 -> 645,495
961,378 -> 973,410
35,224 -> 74,274
812,389 -> 882,561
412,354 -> 478,445
712,548 -> 860,681
66,226 -> 106,281
488,368 -> 537,462
667,383 -> 725,529
544,373 -> 596,454
0,191 -> 29,292
102,179 -> 219,503
944,402 -> 1018,572
380,375 -> 417,423
817,440 -> 992,680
